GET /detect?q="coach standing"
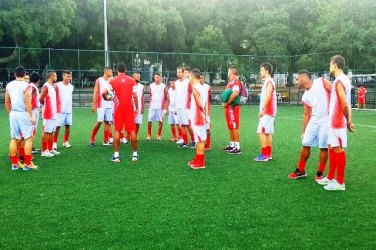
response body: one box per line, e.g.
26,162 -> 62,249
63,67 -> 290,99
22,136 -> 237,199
106,62 -> 139,163
5,66 -> 36,171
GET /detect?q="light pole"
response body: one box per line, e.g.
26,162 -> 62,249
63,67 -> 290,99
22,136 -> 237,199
104,0 -> 109,67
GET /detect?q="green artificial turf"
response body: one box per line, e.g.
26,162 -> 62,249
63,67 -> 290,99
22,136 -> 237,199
0,106 -> 375,249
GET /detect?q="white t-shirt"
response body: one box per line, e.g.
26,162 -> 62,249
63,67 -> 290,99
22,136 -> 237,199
134,83 -> 144,114
175,78 -> 190,109
6,80 -> 31,112
149,82 -> 166,109
97,77 -> 113,109
168,88 -> 177,112
55,81 -> 74,113
329,73 -> 351,129
260,77 -> 277,116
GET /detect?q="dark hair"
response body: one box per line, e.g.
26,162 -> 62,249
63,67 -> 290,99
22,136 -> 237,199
103,67 -> 112,72
331,55 -> 345,70
260,63 -> 273,75
63,70 -> 71,75
169,77 -> 176,82
191,68 -> 201,79
15,66 -> 26,77
154,72 -> 161,76
177,66 -> 183,71
228,66 -> 238,76
116,62 -> 126,73
30,71 -> 40,83
183,67 -> 191,72
297,70 -> 312,80
25,71 -> 29,76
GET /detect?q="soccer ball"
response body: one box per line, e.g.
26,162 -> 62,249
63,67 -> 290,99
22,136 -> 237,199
102,89 -> 115,101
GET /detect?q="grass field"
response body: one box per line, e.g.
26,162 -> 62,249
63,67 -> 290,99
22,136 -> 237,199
0,105 -> 375,249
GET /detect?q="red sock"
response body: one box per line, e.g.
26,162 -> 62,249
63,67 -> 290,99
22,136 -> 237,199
126,131 -> 131,140
182,133 -> 188,144
171,126 -> 176,138
327,149 -> 336,180
267,146 -> 272,156
53,135 -> 58,143
91,127 -> 99,141
11,156 -> 19,165
104,130 -> 109,142
189,130 -> 194,142
196,154 -> 204,164
178,127 -> 183,139
147,126 -> 152,137
318,162 -> 326,173
24,155 -> 32,165
298,160 -> 306,172
261,147 -> 267,155
120,132 -> 124,139
42,141 -> 48,151
206,135 -> 211,147
18,147 -> 25,157
64,133 -> 69,143
109,131 -> 113,138
336,151 -> 346,184
48,139 -> 53,151
157,126 -> 162,137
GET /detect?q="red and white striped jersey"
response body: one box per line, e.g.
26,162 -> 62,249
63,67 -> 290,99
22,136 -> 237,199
6,80 -> 31,112
30,83 -> 40,110
329,73 -> 351,129
301,77 -> 330,123
55,81 -> 74,113
190,83 -> 206,126
42,82 -> 57,120
260,77 -> 277,116
96,77 -> 112,109
175,78 -> 190,109
202,83 -> 211,115
149,82 -> 166,109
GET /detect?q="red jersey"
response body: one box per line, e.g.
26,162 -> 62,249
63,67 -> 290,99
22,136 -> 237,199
226,79 -> 242,92
357,86 -> 367,99
109,73 -> 137,114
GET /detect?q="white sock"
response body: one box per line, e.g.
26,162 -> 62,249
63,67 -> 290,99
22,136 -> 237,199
230,141 -> 235,147
114,151 -> 119,157
132,151 -> 138,157
235,142 -> 240,149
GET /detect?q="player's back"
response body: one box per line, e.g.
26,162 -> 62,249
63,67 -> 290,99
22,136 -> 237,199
6,80 -> 29,112
302,77 -> 330,123
175,78 -> 190,109
260,77 -> 277,116
329,73 -> 351,129
168,88 -> 177,110
110,74 -> 136,113
190,83 -> 206,126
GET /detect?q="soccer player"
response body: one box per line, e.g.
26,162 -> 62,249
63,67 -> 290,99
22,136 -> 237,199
187,69 -> 208,169
357,84 -> 367,110
254,63 -> 277,161
166,78 -> 179,142
184,67 -> 196,148
317,55 -> 355,191
5,66 -> 36,171
105,62 -> 139,162
222,66 -> 242,155
146,73 -> 166,140
54,70 -> 74,149
39,71 -> 60,157
288,71 -> 332,180
175,67 -> 191,148
200,73 -> 212,150
133,72 -> 144,138
90,67 -> 114,146
30,71 -> 41,154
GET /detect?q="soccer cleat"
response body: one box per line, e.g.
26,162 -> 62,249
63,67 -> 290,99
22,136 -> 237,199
146,136 -> 151,141
187,158 -> 198,166
254,154 -> 268,162
324,180 -> 346,191
63,141 -> 72,148
28,162 -> 39,170
120,138 -> 128,144
189,142 -> 196,148
176,138 -> 184,144
170,137 -> 177,142
23,165 -> 32,171
108,137 -> 114,143
267,155 -> 273,160
156,136 -> 162,141
222,145 -> 234,152
190,162 -> 206,169
288,168 -> 307,179
228,148 -> 241,155
11,164 -> 19,171
178,143 -> 189,148
50,149 -> 61,155
41,150 -> 54,157
132,154 -> 138,162
110,155 -> 120,163
31,147 -> 40,154
103,141 -> 113,146
53,142 -> 57,150
315,171 -> 324,181
316,176 -> 333,186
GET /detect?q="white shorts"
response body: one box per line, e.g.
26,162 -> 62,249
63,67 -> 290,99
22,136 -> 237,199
257,115 -> 275,134
97,108 -> 113,123
328,127 -> 347,148
9,111 -> 33,140
57,113 -> 73,126
205,122 -> 211,130
176,108 -> 190,126
43,119 -> 56,133
148,108 -> 163,122
192,125 -> 207,143
168,111 -> 179,125
32,109 -> 40,134
302,121 -> 328,148
135,114 -> 143,125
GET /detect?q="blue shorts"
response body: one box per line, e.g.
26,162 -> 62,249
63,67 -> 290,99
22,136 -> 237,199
56,113 -> 72,126
43,119 -> 56,133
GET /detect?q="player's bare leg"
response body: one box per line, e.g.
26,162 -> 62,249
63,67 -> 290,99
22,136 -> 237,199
9,139 -> 20,170
53,126 -> 61,149
130,130 -> 138,161
316,148 -> 328,179
157,122 -> 163,140
147,121 -> 152,140
63,125 -> 70,147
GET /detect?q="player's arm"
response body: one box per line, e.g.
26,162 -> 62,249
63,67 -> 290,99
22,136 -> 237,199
166,91 -> 170,115
39,86 -> 48,105
5,90 -> 11,113
302,104 -> 311,137
92,79 -> 99,112
258,82 -> 273,117
337,82 -> 355,132
24,86 -> 35,124
141,87 -> 145,114
226,89 -> 239,106
207,87 -> 212,116
163,86 -> 168,111
323,78 -> 332,92
133,92 -> 139,114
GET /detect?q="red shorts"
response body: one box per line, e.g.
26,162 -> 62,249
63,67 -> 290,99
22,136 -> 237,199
114,112 -> 136,132
358,97 -> 365,104
225,105 -> 240,130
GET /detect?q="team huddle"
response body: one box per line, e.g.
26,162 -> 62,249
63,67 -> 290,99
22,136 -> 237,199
5,55 -> 354,190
